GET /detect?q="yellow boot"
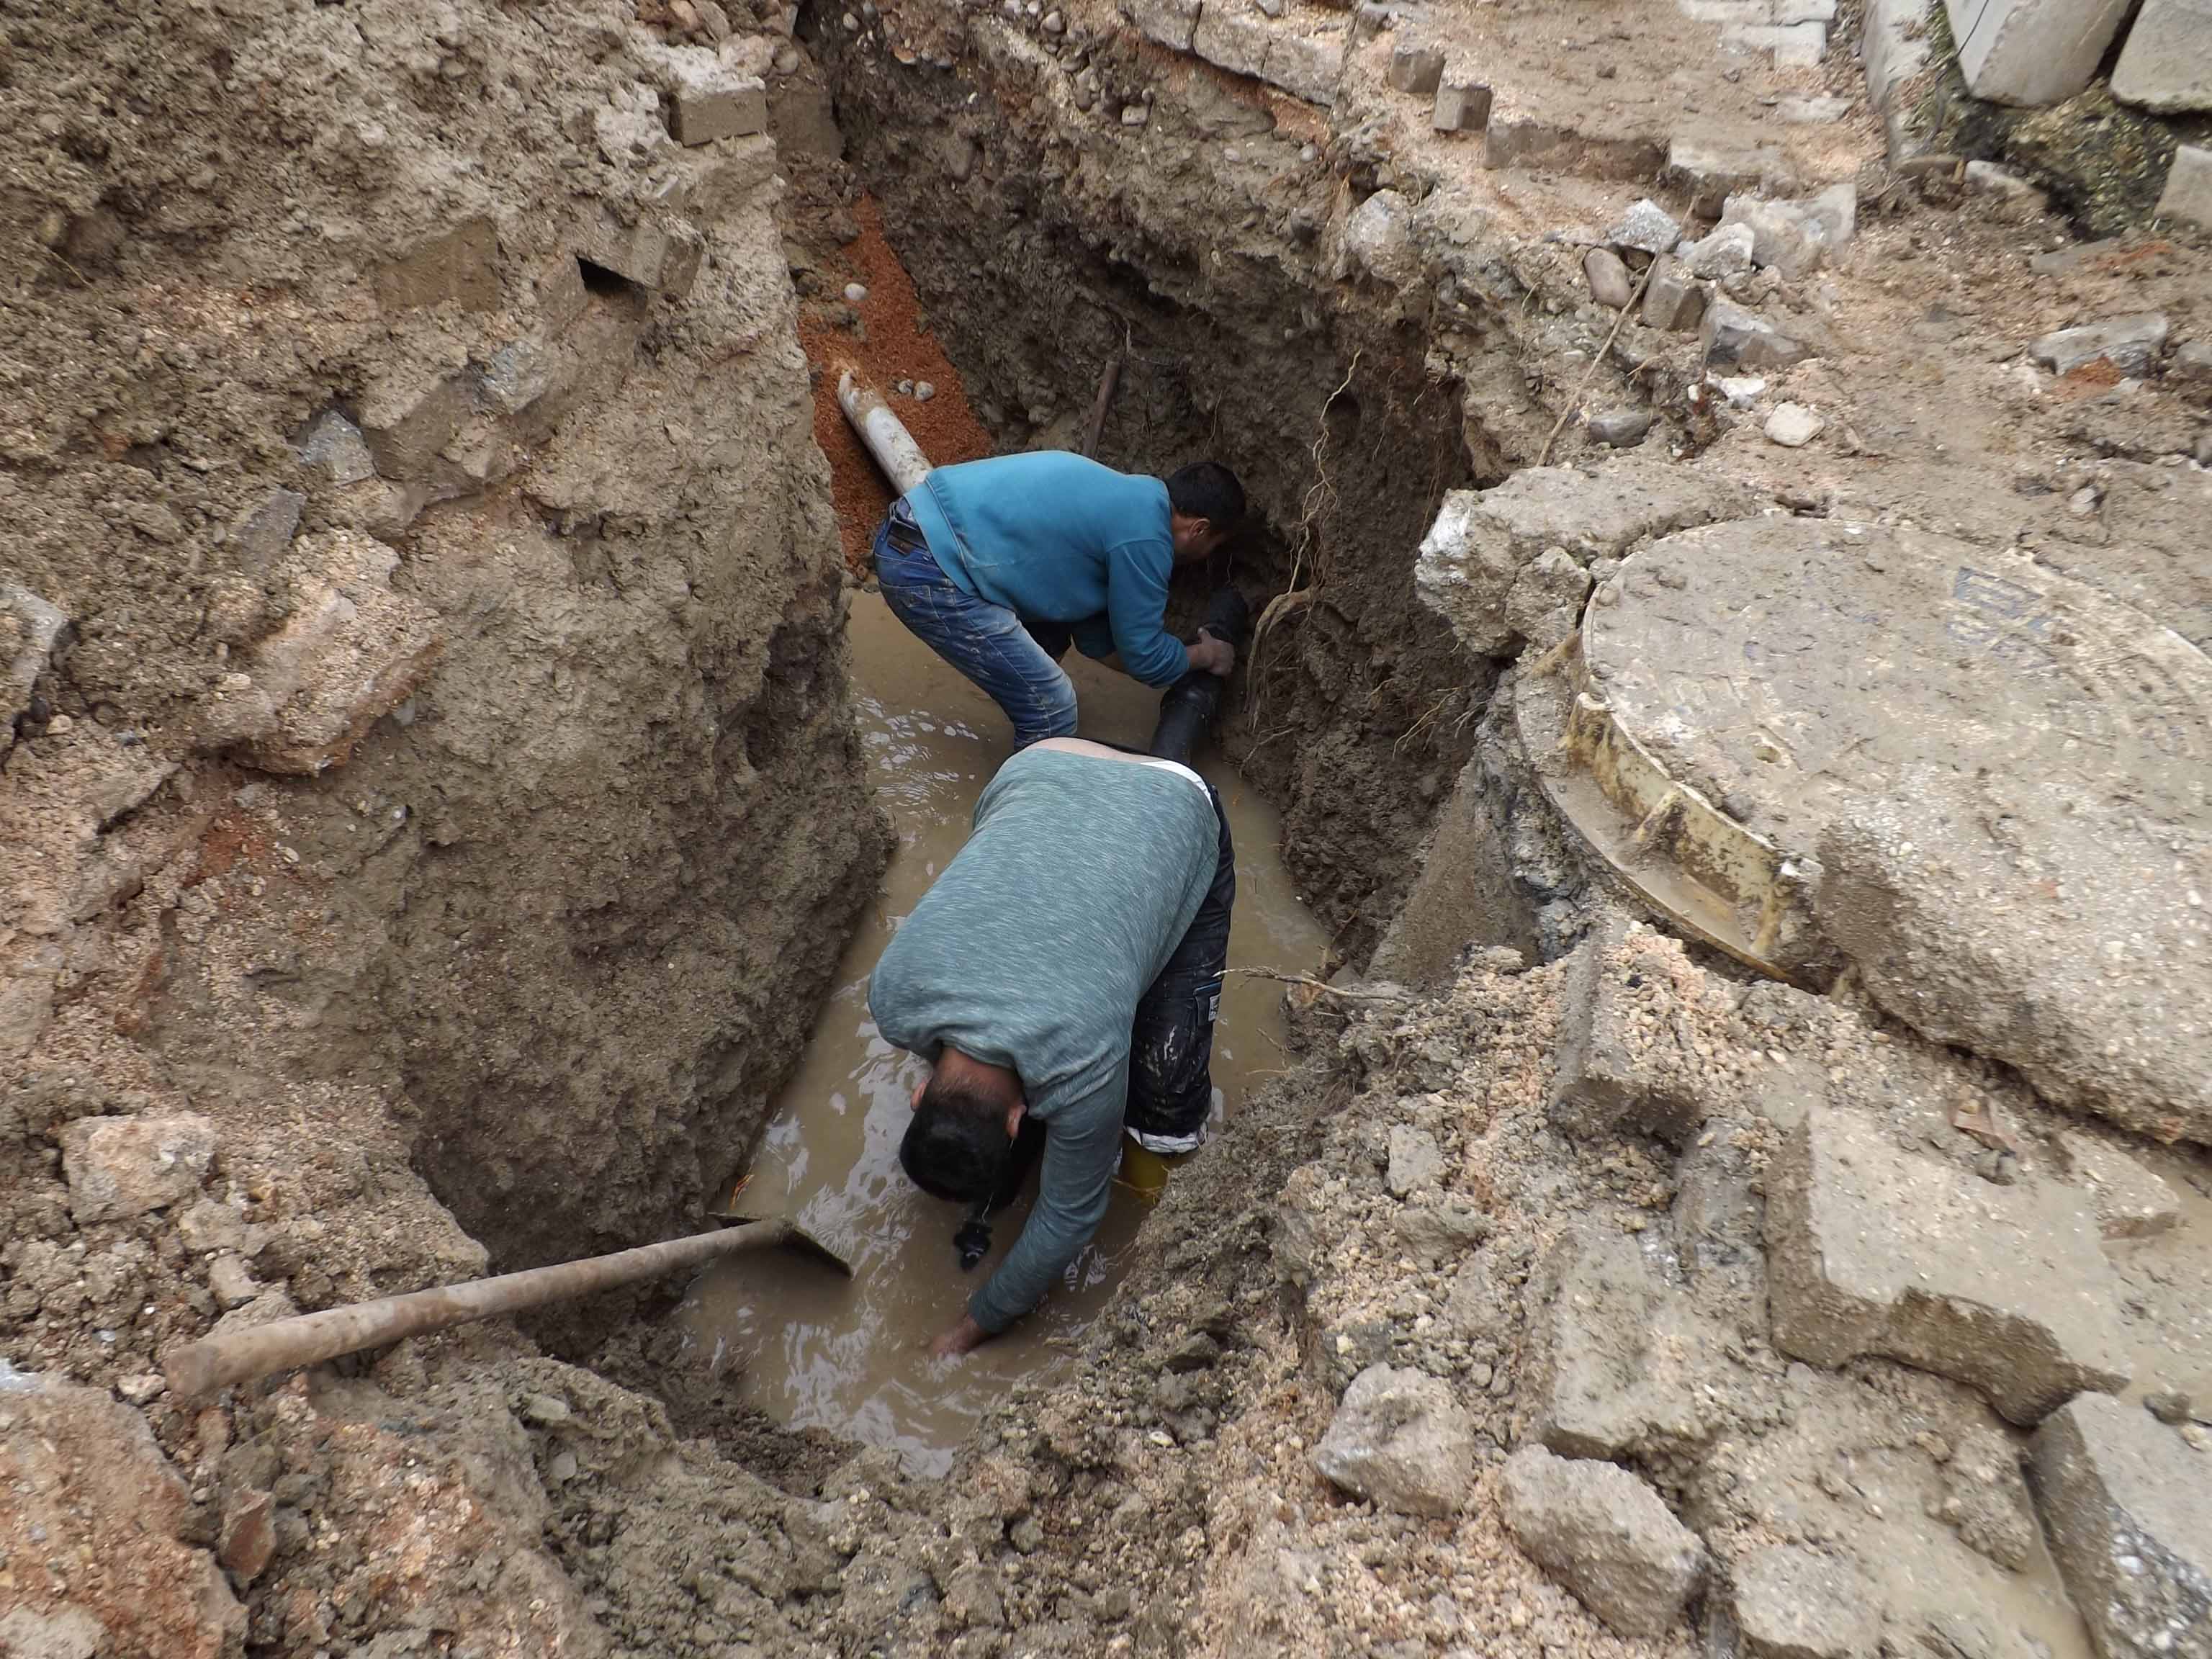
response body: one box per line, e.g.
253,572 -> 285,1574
1117,1141 -> 1187,1205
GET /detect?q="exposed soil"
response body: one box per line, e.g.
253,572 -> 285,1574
794,196 -> 998,570
6,0 -> 2212,1653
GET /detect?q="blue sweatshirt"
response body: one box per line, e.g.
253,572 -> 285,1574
902,451 -> 1191,687
868,746 -> 1220,1332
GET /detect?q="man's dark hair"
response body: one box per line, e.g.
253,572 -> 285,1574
899,1071 -> 1014,1204
1166,462 -> 1246,530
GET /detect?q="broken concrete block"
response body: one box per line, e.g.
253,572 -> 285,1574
2031,1393 -> 2211,1659
1763,402 -> 1823,446
671,68 -> 767,144
2058,1131 -> 2181,1239
1642,255 -> 1707,332
2157,146 -> 2212,233
207,1253 -> 261,1311
1529,1223 -> 1741,1461
1681,221 -> 1756,279
1388,41 -> 1444,94
1502,1447 -> 1704,1638
1503,545 -> 1594,646
1665,138 -> 1798,217
1313,1364 -> 1475,1516
1262,27 -> 1346,104
1944,0 -> 2132,106
220,530 -> 441,775
1608,198 -> 1682,256
297,410 -> 377,485
58,1113 -> 218,1223
1701,299 -> 1812,369
1721,192 -> 1833,278
1804,181 -> 1856,246
1415,462 -> 1750,657
226,489 -> 305,576
1386,1125 -> 1444,1195
1192,5 -> 1270,78
2113,0 -> 2212,112
373,217 -> 499,313
1730,1545 -> 1880,1659
1431,78 -> 1493,132
1122,0 -> 1200,50
1550,914 -> 1707,1145
1766,1103 -> 2131,1424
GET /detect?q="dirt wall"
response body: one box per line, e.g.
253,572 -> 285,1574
3,0 -> 887,1647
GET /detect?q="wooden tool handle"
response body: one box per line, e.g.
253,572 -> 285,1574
159,1219 -> 796,1400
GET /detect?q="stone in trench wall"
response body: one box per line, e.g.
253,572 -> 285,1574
1941,0 -> 2134,106
1765,1102 -> 2131,1424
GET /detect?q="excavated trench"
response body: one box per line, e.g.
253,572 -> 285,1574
621,64 -> 1528,1473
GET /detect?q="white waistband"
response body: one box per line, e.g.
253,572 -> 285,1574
1134,756 -> 1210,798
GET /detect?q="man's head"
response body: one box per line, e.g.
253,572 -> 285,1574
899,1053 -> 1025,1204
1166,462 -> 1246,562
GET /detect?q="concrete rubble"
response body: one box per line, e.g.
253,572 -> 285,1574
2032,1394 -> 2212,1659
1945,0 -> 2134,106
2109,0 -> 2212,113
1413,460 -> 1748,657
2157,146 -> 2212,232
1313,1362 -> 1478,1515
1730,1544 -> 1881,1659
1766,1102 -> 2131,1424
1502,1446 -> 1706,1637
2031,313 -> 2171,376
1527,1222 -> 1748,1463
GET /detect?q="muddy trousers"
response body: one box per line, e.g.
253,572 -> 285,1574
995,781 -> 1236,1205
873,505 -> 1079,747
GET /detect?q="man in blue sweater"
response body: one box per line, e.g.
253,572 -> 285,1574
872,451 -> 1246,746
870,736 -> 1235,1356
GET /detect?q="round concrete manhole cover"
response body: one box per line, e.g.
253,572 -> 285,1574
1522,515 -> 2212,1142
1585,518 -> 2212,845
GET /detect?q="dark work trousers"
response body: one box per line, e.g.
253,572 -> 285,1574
992,770 -> 1236,1205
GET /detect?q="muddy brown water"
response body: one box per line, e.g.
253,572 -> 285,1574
675,591 -> 1330,1475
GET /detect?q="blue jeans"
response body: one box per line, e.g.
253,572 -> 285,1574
873,509 -> 1079,747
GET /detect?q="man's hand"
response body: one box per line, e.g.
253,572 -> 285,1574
1187,634 -> 1236,678
930,1314 -> 989,1359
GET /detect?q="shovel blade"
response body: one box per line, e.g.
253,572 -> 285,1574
706,1208 -> 856,1278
